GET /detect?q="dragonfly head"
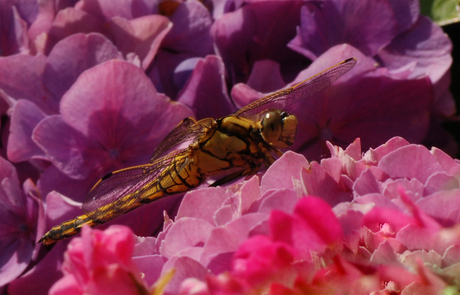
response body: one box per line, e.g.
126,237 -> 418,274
260,110 -> 298,149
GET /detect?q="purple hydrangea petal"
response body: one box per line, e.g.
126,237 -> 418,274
0,54 -> 54,113
212,0 -> 309,84
377,16 -> 454,117
44,8 -> 108,54
110,15 -> 171,70
7,242 -> 69,295
289,0 -> 397,60
44,33 -> 124,100
77,0 -> 151,21
177,55 -> 234,119
33,115 -> 98,179
0,2 -> 29,56
7,99 -> 47,162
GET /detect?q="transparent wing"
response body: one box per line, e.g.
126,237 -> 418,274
82,150 -> 187,215
234,58 -> 357,117
150,117 -> 212,162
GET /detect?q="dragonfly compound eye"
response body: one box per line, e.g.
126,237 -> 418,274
261,111 -> 283,144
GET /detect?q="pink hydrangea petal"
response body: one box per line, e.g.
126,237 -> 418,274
132,255 -> 164,286
201,213 -> 268,265
176,187 -> 232,223
160,218 -> 214,258
416,189 -> 460,227
254,189 -> 298,215
301,162 -> 352,206
162,256 -> 208,294
260,151 -> 308,195
378,145 -> 445,185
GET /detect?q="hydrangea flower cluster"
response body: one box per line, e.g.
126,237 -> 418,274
0,0 -> 457,294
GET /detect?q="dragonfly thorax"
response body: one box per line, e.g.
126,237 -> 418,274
259,110 -> 298,148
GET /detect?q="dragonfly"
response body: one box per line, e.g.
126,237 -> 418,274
39,57 -> 357,245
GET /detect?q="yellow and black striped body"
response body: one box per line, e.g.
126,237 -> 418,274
39,115 -> 281,245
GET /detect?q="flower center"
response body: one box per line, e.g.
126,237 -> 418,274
319,127 -> 333,141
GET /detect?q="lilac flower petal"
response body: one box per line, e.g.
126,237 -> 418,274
289,0 -> 397,60
44,33 -> 123,100
37,165 -> 94,202
177,55 -> 234,119
110,15 -> 171,70
44,191 -> 82,226
160,218 -> 214,258
77,0 -> 151,20
378,145 -> 445,185
0,239 -> 33,286
0,3 -> 29,56
7,241 -> 69,295
44,8 -> 107,54
7,100 -> 47,162
245,60 -> 286,93
176,187 -> 232,223
260,151 -> 308,195
33,115 -> 98,179
212,0 -> 309,84
387,0 -> 419,35
162,1 -> 213,57
294,66 -> 433,158
0,54 -> 55,113
378,16 -> 453,117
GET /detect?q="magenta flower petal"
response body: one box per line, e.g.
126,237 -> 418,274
177,55 -> 234,119
270,197 -> 343,258
49,225 -> 148,295
7,99 -> 47,162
